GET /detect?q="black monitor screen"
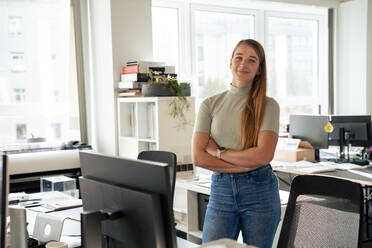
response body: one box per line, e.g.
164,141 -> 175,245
289,115 -> 329,149
0,154 -> 8,248
329,115 -> 372,147
79,151 -> 177,248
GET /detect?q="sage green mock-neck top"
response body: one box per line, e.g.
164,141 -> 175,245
194,85 -> 280,150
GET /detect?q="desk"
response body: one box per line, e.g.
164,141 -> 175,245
323,168 -> 372,186
26,205 -> 200,248
273,165 -> 372,186
24,192 -> 247,248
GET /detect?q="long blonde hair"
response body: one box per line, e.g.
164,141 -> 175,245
232,39 -> 267,149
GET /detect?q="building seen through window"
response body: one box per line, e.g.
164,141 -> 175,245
13,88 -> 26,103
267,16 -> 320,125
0,0 -> 80,147
10,52 -> 25,72
193,10 -> 254,100
8,16 -> 23,37
16,123 -> 26,140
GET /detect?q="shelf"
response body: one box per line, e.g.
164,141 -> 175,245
117,97 -> 157,103
119,137 -> 157,143
173,207 -> 187,214
118,102 -> 136,137
138,138 -> 157,143
188,230 -> 203,239
119,136 -> 137,140
117,96 -> 195,163
175,223 -> 188,233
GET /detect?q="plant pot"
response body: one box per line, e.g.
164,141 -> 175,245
142,83 -> 175,97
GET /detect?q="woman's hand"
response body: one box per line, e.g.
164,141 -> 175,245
205,136 -> 218,157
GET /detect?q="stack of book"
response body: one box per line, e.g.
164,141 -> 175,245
118,89 -> 142,97
118,61 -> 176,97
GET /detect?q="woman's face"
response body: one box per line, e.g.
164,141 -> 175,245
230,44 -> 261,87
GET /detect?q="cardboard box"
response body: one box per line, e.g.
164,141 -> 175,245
273,141 -> 315,163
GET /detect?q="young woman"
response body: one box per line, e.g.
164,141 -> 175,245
192,39 -> 281,248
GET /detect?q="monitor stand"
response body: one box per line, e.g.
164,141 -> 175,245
315,149 -> 320,162
337,127 -> 353,163
81,210 -> 124,248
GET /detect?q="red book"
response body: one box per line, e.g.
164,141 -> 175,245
122,65 -> 139,74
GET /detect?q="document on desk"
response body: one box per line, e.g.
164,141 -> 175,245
294,165 -> 336,173
43,198 -> 82,212
26,191 -> 82,213
347,170 -> 372,180
272,160 -> 315,169
193,180 -> 211,189
319,161 -> 364,170
273,160 -> 336,173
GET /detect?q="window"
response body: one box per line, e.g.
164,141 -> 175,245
192,9 -> 255,99
152,6 -> 179,72
14,88 -> 26,103
10,52 -> 25,72
8,16 -> 23,37
266,13 -> 326,125
152,1 -> 328,129
0,0 -> 81,146
51,122 -> 61,139
16,124 -> 27,140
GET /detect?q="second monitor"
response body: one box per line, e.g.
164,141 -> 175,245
289,114 -> 372,162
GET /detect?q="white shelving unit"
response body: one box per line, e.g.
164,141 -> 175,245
117,96 -> 195,165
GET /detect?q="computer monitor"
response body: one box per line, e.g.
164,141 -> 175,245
0,154 -> 9,248
79,151 -> 177,248
329,115 -> 372,160
289,115 -> 329,161
289,115 -> 330,149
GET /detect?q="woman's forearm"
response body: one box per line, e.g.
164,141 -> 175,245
218,131 -> 278,167
193,149 -> 252,173
192,132 -> 260,172
220,147 -> 271,167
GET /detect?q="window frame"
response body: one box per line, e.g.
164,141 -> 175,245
189,4 -> 261,97
0,0 -> 87,148
152,0 -> 188,78
152,0 -> 329,119
264,10 -> 329,115
151,5 -> 181,74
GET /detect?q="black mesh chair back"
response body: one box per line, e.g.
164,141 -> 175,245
277,175 -> 363,248
138,151 -> 177,203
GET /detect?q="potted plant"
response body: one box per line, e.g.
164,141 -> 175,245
142,71 -> 191,129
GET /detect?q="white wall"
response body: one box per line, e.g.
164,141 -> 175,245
335,0 -> 370,115
87,0 -> 116,155
111,0 -> 153,85
367,1 -> 372,115
85,0 -> 153,155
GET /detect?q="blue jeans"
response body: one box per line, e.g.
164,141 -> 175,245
202,164 -> 281,248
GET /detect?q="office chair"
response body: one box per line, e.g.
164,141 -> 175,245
137,151 -> 177,203
277,175 -> 363,248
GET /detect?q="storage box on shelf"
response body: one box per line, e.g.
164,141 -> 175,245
117,96 -> 195,175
